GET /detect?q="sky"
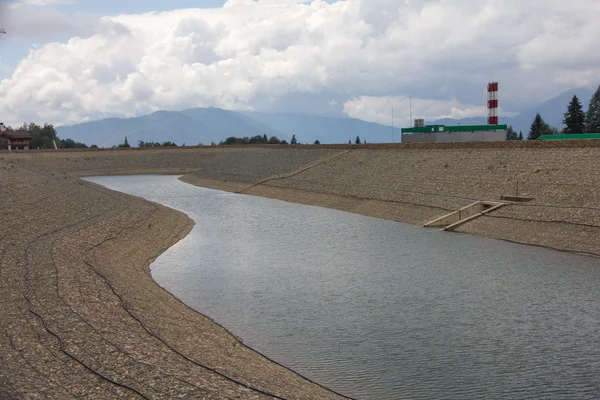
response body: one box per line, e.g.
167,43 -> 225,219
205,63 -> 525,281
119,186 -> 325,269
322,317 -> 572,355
0,0 -> 599,128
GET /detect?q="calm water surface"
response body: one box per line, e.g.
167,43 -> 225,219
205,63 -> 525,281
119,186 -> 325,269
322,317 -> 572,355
87,175 -> 600,400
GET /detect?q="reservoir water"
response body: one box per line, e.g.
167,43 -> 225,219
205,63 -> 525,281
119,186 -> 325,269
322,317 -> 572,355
86,175 -> 600,400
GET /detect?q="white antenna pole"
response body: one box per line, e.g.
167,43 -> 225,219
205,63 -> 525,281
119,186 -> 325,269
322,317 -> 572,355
392,102 -> 394,143
410,92 -> 412,127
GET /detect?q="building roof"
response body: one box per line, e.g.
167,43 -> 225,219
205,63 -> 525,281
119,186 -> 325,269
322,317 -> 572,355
0,130 -> 32,139
538,133 -> 600,140
401,124 -> 508,134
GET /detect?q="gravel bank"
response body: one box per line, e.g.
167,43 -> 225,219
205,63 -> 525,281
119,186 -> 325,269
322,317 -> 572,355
181,145 -> 600,257
0,154 -> 350,400
3,142 -> 600,398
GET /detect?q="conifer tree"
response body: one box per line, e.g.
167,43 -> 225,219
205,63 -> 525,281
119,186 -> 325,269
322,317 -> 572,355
506,126 -> 518,140
355,135 -> 361,144
563,95 -> 586,134
518,131 -> 524,140
291,134 -> 297,145
528,113 -> 551,140
587,85 -> 600,133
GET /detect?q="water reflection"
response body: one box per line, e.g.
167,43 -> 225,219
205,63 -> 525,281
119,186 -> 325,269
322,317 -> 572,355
86,175 -> 600,400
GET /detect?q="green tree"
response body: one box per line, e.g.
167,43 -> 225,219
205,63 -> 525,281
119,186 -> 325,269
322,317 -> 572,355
548,126 -> 560,135
518,131 -> 524,140
138,140 -> 145,147
314,140 -> 320,145
506,126 -> 518,140
528,113 -> 552,140
291,134 -> 297,144
348,139 -> 351,144
90,144 -> 98,148
26,122 -> 58,149
118,136 -> 131,148
355,135 -> 361,144
60,138 -> 88,149
563,95 -> 586,133
223,136 -> 247,145
268,136 -> 281,144
263,134 -> 267,142
248,135 -> 266,144
587,85 -> 600,133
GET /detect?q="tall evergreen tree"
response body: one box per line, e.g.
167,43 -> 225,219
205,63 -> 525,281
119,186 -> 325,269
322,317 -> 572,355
518,131 -> 524,141
355,135 -> 361,144
587,85 -> 600,133
291,134 -> 297,145
563,95 -> 586,134
506,126 -> 518,140
528,113 -> 551,140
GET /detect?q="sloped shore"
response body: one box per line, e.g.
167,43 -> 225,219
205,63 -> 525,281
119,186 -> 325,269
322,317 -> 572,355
0,156 -> 350,399
3,142 -> 600,398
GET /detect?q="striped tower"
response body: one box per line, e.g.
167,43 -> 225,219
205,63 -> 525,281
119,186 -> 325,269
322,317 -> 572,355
487,82 -> 499,125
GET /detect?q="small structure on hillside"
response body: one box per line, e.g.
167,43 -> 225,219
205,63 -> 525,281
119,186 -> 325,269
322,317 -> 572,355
538,133 -> 600,141
401,123 -> 508,143
0,123 -> 33,150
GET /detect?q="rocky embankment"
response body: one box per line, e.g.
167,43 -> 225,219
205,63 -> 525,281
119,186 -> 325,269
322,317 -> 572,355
0,152 -> 350,400
181,143 -> 600,257
2,142 -> 600,399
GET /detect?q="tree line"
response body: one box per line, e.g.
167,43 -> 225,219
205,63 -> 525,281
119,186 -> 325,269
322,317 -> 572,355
509,85 -> 600,141
3,123 -> 91,149
219,134 -> 295,145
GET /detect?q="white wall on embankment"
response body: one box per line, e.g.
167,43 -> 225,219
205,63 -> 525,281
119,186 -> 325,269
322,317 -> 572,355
402,130 -> 506,143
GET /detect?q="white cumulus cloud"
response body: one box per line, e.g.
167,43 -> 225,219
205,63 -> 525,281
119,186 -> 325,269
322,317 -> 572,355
343,96 -> 491,126
0,0 -> 599,127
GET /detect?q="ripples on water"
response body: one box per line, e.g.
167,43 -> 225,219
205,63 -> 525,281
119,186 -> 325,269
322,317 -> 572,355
87,175 -> 600,400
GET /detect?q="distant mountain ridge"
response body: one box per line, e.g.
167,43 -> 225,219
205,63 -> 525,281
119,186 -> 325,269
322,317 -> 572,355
56,87 -> 595,146
242,111 -> 395,144
57,107 -> 285,148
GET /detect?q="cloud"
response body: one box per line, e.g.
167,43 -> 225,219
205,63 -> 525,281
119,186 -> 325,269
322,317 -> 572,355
0,0 -> 94,40
343,96 -> 490,126
1,0 -> 600,127
10,0 -> 74,7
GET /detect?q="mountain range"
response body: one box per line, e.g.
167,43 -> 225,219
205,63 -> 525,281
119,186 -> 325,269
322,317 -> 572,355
56,88 -> 595,146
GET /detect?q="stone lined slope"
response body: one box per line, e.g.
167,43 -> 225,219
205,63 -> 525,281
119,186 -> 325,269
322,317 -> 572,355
181,144 -> 600,257
19,147 -> 344,182
0,156 -> 349,400
263,147 -> 600,256
4,142 -> 600,398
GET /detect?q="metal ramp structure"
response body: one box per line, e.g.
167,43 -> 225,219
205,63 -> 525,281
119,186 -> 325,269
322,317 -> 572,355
424,201 -> 507,231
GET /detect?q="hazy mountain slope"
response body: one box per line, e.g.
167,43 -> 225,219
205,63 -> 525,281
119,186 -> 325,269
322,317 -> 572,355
243,111 -> 396,144
56,87 -> 596,146
57,111 -> 207,147
57,108 -> 285,147
180,107 -> 285,141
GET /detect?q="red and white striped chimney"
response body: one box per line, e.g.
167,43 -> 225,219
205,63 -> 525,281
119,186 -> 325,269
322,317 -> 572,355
487,82 -> 499,125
